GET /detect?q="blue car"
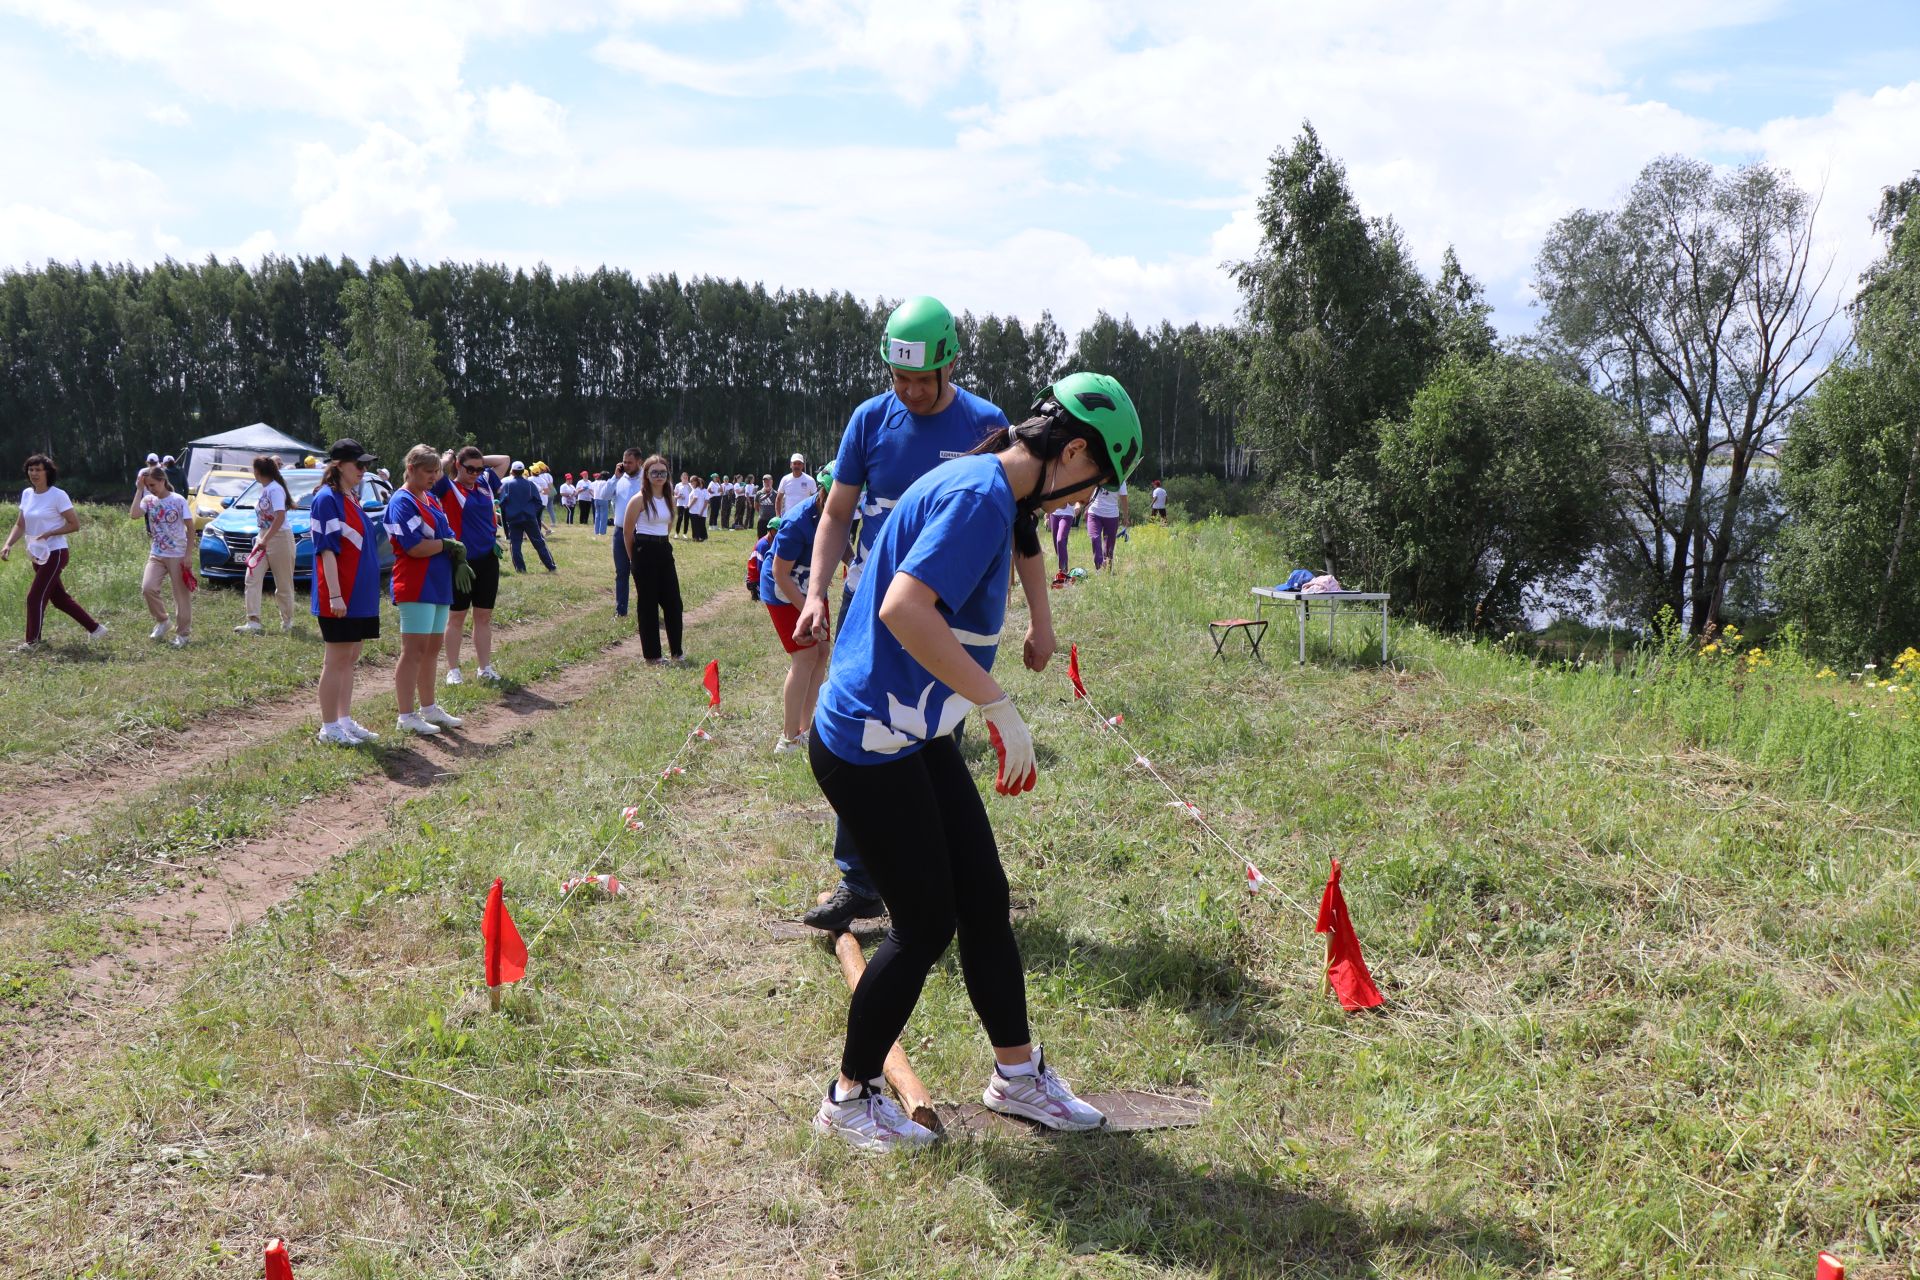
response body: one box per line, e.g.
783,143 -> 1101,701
199,468 -> 396,584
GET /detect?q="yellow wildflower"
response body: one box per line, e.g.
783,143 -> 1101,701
1816,668 -> 1836,679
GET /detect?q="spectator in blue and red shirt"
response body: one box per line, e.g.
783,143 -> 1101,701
311,439 -> 384,747
386,443 -> 465,738
432,445 -> 509,687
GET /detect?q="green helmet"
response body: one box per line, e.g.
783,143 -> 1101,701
881,296 -> 959,372
816,464 -> 834,489
766,517 -> 783,532
1037,372 -> 1144,487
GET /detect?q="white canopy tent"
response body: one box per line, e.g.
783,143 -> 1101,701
183,423 -> 325,488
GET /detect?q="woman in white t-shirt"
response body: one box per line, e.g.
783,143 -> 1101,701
687,479 -> 710,541
129,464 -> 195,646
238,454 -> 297,634
621,453 -> 686,664
2,453 -> 106,651
1150,478 -> 1168,523
1084,480 -> 1129,570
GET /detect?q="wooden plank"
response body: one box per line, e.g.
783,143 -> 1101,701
765,918 -> 888,943
832,930 -> 941,1133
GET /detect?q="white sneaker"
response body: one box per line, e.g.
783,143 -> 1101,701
396,711 -> 441,736
477,665 -> 501,682
149,622 -> 171,642
170,634 -> 190,648
981,1051 -> 1106,1131
316,723 -> 357,746
445,667 -> 463,685
342,718 -> 380,743
88,623 -> 108,641
281,618 -> 295,634
419,704 -> 464,729
234,620 -> 265,635
811,1081 -> 939,1153
773,736 -> 801,754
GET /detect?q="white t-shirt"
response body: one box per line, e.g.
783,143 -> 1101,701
1086,481 -> 1127,520
776,472 -> 818,512
21,485 -> 75,554
673,481 -> 689,509
532,472 -> 553,504
688,487 -> 709,517
141,492 -> 192,559
560,482 -> 577,503
256,479 -> 289,534
1151,485 -> 1167,509
626,492 -> 672,537
590,478 -> 608,500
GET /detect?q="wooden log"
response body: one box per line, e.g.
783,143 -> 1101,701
832,929 -> 941,1133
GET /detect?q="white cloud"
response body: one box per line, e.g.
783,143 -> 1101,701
144,103 -> 190,127
292,125 -> 456,249
592,37 -> 785,96
483,83 -> 569,158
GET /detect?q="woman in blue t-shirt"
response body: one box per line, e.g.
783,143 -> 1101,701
806,373 -> 1144,1152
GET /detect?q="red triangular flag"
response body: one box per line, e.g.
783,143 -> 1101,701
1314,859 -> 1383,1010
1068,644 -> 1087,699
265,1239 -> 293,1280
1246,862 -> 1268,893
702,659 -> 721,707
481,877 -> 527,989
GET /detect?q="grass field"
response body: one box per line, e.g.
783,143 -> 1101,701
1,517 -> 1915,1279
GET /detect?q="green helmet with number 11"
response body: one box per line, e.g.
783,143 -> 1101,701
880,296 -> 960,372
1037,372 -> 1144,488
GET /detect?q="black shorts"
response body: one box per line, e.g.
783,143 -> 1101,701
452,549 -> 500,611
317,613 -> 381,643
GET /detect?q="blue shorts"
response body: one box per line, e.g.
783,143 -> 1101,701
395,601 -> 451,635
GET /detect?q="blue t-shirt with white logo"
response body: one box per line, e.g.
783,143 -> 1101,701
760,492 -> 821,605
813,455 -> 1014,766
832,385 -> 1008,595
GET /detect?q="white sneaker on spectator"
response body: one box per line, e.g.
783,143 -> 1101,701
149,622 -> 170,642
234,619 -> 265,635
981,1050 -> 1106,1131
396,711 -> 441,736
773,736 -> 801,754
419,704 -> 464,729
445,667 -> 463,685
281,618 -> 295,634
812,1081 -> 938,1153
477,665 -> 501,682
342,718 -> 380,743
316,723 -> 357,746
88,623 -> 108,641
170,634 -> 190,648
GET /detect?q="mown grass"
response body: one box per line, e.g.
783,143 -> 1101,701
0,504 -> 624,765
1,519 -> 1915,1278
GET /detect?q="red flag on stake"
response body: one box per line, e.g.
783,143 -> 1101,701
481,877 -> 527,1009
1314,858 -> 1384,1011
703,660 -> 721,707
1068,644 -> 1087,699
1245,862 -> 1269,894
1817,1253 -> 1846,1280
265,1239 -> 293,1280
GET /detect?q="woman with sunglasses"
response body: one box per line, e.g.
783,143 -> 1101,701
433,445 -> 510,685
808,373 -> 1143,1151
620,453 -> 686,665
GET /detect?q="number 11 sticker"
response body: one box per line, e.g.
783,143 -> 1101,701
888,338 -> 926,367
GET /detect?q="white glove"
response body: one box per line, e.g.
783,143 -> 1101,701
979,696 -> 1037,795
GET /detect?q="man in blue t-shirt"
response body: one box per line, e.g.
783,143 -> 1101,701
791,295 -> 1062,932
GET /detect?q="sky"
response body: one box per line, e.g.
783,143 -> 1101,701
3,0 -> 1918,341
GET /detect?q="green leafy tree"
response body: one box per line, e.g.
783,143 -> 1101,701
1775,187 -> 1920,659
315,274 -> 456,462
1535,156 -> 1839,633
1368,353 -> 1615,631
1216,122 -> 1436,571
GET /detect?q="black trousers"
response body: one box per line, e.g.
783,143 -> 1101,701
629,538 -> 683,660
675,506 -> 690,535
808,732 -> 1029,1082
691,513 -> 708,541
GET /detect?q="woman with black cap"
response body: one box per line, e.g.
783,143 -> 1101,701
311,439 -> 383,745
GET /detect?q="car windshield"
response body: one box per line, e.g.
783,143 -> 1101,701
229,472 -> 384,514
199,473 -> 254,500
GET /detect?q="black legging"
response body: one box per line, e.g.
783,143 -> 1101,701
808,732 -> 1029,1082
629,538 -> 684,660
675,506 -> 690,535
